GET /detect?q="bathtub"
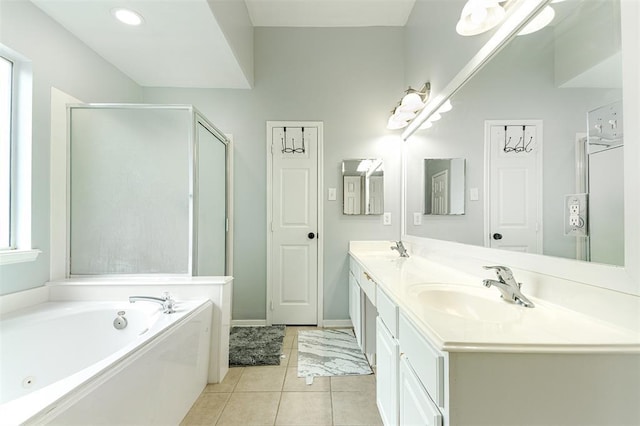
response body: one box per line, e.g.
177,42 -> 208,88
0,298 -> 212,425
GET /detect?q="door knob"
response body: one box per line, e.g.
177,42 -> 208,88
308,232 -> 316,239
492,233 -> 503,240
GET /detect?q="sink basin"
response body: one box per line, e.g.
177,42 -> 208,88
408,284 -> 524,322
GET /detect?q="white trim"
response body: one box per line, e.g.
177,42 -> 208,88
0,285 -> 48,314
322,320 -> 353,328
266,121 -> 324,326
483,119 -> 543,253
0,249 -> 41,266
231,319 -> 268,327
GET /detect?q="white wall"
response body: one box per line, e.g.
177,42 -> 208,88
144,27 -> 405,321
0,0 -> 142,295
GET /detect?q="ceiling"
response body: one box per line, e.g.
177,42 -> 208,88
30,0 -> 417,89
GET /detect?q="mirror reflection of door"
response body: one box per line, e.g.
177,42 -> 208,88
486,122 -> 542,253
431,170 -> 449,215
344,176 -> 362,214
368,175 -> 384,214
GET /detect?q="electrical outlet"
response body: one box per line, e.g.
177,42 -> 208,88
413,212 -> 422,226
565,194 -> 588,237
383,212 -> 391,225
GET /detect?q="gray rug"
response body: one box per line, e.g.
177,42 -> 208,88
297,329 -> 373,379
229,325 -> 286,366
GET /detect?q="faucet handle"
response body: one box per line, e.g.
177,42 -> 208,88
483,265 -> 514,282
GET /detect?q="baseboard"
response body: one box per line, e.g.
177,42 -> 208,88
231,319 -> 268,327
322,319 -> 353,328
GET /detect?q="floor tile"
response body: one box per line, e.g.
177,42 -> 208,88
204,367 -> 243,393
332,391 -> 383,425
180,392 -> 230,426
275,391 -> 332,425
283,367 -> 330,392
216,392 -> 280,425
330,374 -> 376,393
288,349 -> 298,367
282,334 -> 295,349
234,366 -> 286,392
279,348 -> 292,367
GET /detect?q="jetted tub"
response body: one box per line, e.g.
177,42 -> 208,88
0,298 -> 212,425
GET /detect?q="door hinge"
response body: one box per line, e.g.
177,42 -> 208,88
270,301 -> 274,311
270,221 -> 274,232
270,143 -> 274,155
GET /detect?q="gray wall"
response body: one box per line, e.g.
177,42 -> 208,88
143,27 -> 404,321
0,0 -> 142,295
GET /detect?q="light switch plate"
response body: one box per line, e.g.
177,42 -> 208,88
469,187 -> 479,201
328,187 -> 336,201
413,212 -> 422,225
383,212 -> 391,225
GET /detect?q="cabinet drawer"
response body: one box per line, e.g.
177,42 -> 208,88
399,313 -> 444,408
360,269 -> 377,306
376,287 -> 398,338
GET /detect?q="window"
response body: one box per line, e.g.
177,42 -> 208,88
0,55 -> 12,250
0,46 -> 38,265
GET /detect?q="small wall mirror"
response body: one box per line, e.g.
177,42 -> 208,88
342,159 -> 384,215
424,158 -> 466,215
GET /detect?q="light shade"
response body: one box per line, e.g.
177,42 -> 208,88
456,0 -> 506,36
437,99 -> 453,113
397,92 -> 425,113
392,109 -> 417,122
112,8 -> 144,26
387,116 -> 409,130
419,120 -> 433,130
518,6 -> 555,36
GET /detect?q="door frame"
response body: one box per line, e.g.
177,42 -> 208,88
483,119 -> 543,251
266,121 -> 324,326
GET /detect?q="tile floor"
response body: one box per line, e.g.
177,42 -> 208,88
181,326 -> 383,425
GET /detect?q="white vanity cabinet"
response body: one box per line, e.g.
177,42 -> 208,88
375,287 -> 400,426
348,263 -> 362,347
399,355 -> 443,426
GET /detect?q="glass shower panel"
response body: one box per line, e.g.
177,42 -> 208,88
196,122 -> 227,275
70,107 -> 191,274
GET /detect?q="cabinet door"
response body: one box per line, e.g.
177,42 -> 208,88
399,355 -> 442,426
349,272 -> 362,347
376,317 -> 399,426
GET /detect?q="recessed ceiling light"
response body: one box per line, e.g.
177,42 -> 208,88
112,8 -> 144,26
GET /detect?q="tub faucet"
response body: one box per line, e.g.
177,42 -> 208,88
482,266 -> 534,308
129,292 -> 176,314
390,241 -> 409,258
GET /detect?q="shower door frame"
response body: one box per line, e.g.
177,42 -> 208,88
64,103 -> 232,277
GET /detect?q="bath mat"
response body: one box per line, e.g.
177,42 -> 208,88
228,325 -> 286,366
297,329 -> 373,379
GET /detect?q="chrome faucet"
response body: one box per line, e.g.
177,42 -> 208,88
482,266 -> 534,308
129,292 -> 176,314
390,241 -> 409,258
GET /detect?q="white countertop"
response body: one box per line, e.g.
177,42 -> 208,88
349,241 -> 640,353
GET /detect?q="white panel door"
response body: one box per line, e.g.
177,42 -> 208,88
487,123 -> 542,253
431,170 -> 449,215
344,176 -> 361,214
369,175 -> 384,214
270,125 -> 319,325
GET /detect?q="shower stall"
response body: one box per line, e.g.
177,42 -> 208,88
67,104 -> 231,276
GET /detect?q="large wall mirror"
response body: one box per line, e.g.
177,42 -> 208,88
424,158 -> 466,215
402,0 -> 639,296
405,0 -> 623,263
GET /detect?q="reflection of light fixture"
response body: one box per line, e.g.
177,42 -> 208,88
518,6 -> 555,36
437,99 -> 453,113
112,8 -> 144,26
386,83 -> 430,129
456,0 -> 506,36
419,120 -> 433,130
429,112 -> 442,122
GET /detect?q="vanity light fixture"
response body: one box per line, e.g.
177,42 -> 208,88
112,8 -> 144,26
518,5 -> 555,35
456,0 -> 506,36
386,83 -> 430,130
